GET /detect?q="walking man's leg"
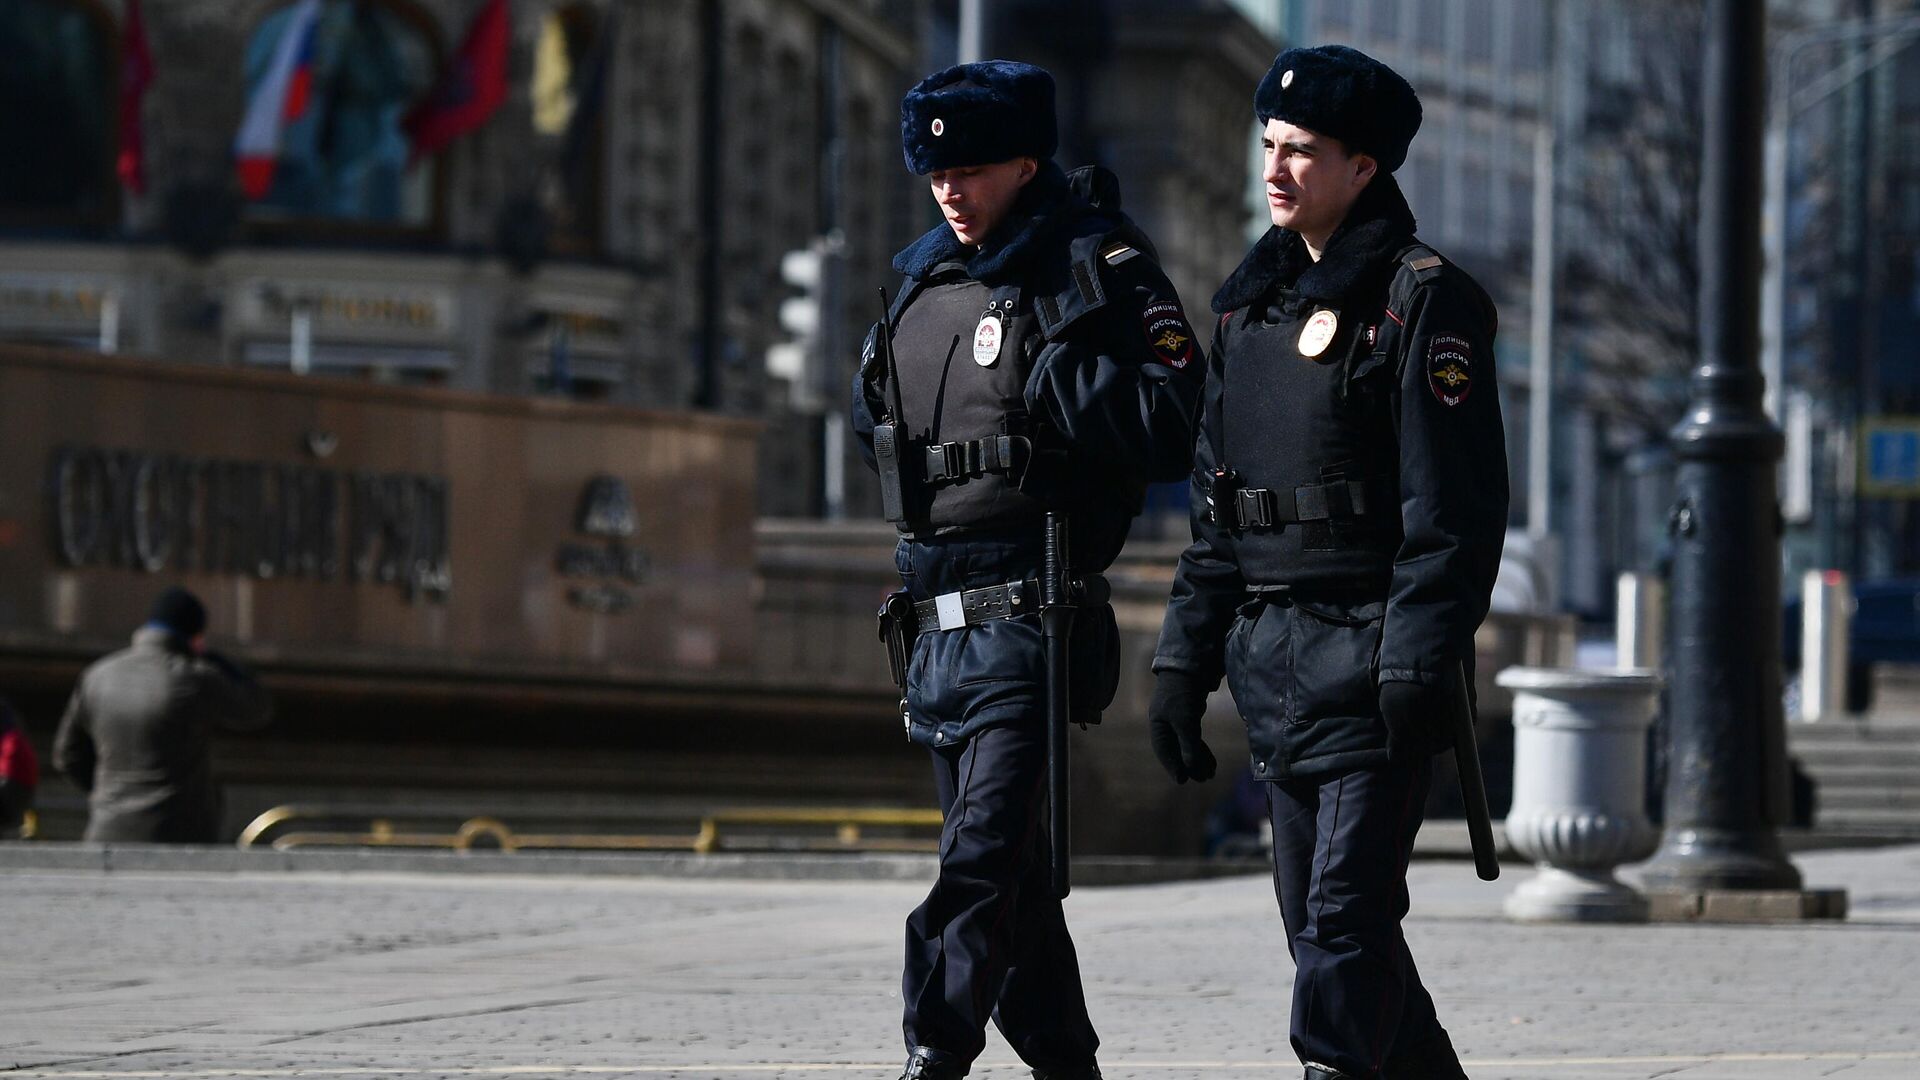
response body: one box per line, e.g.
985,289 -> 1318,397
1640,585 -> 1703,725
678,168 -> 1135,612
902,723 -> 1097,1077
1270,759 -> 1462,1078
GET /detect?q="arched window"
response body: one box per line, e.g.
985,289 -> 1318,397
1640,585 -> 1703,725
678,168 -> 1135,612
241,0 -> 442,232
0,0 -> 115,230
530,2 -> 607,255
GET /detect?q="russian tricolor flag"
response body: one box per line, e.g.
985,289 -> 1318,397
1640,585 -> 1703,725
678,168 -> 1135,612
233,0 -> 324,201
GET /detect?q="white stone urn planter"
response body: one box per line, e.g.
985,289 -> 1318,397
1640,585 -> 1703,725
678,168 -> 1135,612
1496,667 -> 1665,922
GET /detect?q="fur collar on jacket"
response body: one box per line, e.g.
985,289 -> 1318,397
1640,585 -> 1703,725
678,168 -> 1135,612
891,161 -> 1086,284
1211,172 -> 1419,314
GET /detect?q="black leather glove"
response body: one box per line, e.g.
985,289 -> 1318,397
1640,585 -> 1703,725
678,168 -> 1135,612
1147,670 -> 1217,784
1379,678 -> 1451,763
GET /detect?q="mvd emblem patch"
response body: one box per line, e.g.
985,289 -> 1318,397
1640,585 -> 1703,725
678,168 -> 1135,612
1143,300 -> 1194,369
1426,333 -> 1473,406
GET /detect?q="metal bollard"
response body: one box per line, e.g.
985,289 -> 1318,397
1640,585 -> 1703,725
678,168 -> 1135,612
1799,570 -> 1851,723
1617,572 -> 1666,670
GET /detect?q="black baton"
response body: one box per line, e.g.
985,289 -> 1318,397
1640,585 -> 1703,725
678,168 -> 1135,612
1041,512 -> 1076,899
1453,660 -> 1500,881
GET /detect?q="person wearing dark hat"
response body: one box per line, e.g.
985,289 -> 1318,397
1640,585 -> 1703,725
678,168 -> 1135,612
1148,45 -> 1507,1080
53,586 -> 272,843
853,59 -> 1202,1080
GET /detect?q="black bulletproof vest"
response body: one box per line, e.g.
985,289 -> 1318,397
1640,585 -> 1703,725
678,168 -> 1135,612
890,261 -> 1045,533
1218,291 -> 1402,591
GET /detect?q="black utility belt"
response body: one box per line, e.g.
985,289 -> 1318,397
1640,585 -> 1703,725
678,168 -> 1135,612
921,434 -> 1031,485
913,577 -> 1041,633
1205,471 -> 1386,531
1239,584 -> 1384,620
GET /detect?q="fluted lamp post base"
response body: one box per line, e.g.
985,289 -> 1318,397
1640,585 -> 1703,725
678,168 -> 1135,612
1507,866 -> 1649,923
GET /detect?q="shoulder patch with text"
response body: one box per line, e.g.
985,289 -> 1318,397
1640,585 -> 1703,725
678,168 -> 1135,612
1142,300 -> 1195,369
1426,333 -> 1473,407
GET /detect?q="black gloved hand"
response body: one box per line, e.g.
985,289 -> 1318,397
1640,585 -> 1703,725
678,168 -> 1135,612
1379,678 -> 1451,763
1147,670 -> 1217,784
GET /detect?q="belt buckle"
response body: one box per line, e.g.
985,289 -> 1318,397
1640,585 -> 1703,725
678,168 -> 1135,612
934,590 -> 967,631
924,443 -> 959,480
1236,487 -> 1272,528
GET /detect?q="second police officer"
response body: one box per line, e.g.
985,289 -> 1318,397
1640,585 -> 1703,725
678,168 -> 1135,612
853,61 -> 1202,1080
1150,46 -> 1509,1080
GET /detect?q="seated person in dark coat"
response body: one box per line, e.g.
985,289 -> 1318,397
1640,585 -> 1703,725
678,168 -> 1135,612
54,587 -> 272,843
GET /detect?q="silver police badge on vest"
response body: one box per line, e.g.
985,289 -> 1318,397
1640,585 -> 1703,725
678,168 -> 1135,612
1298,308 -> 1339,358
973,311 -> 1003,366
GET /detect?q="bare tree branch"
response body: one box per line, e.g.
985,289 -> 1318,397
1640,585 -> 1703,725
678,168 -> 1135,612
1561,1 -> 1703,441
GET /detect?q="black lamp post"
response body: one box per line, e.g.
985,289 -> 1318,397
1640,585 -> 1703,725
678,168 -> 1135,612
1641,0 -> 1803,892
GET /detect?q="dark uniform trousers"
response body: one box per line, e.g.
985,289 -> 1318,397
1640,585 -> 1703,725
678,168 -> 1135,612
903,721 -> 1099,1071
896,532 -> 1112,1073
1268,758 -> 1445,1076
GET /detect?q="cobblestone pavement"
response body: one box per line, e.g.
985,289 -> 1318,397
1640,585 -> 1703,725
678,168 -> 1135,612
3,845 -> 1918,1080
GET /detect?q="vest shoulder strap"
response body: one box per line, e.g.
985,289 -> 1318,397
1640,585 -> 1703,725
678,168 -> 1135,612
1035,225 -> 1166,342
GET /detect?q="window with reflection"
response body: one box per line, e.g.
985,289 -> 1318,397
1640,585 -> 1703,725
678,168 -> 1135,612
0,0 -> 114,229
1416,2 -> 1448,53
1367,0 -> 1401,42
242,0 -> 441,230
531,2 -> 607,255
1463,0 -> 1495,66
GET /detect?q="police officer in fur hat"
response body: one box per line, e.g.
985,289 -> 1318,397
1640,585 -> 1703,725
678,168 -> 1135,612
853,60 -> 1202,1080
1150,45 -> 1507,1080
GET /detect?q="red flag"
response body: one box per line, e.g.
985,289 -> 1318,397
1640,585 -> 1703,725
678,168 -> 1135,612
404,0 -> 511,164
117,0 -> 155,194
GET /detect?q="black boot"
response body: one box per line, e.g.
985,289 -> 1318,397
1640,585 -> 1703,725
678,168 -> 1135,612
1031,1064 -> 1102,1080
900,1046 -> 966,1080
1385,1029 -> 1470,1079
1303,1064 -> 1352,1080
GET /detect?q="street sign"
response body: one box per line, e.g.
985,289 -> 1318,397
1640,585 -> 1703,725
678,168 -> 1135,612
1860,418 -> 1920,498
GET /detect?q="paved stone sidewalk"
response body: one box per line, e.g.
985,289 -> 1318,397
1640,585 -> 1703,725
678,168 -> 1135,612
2,845 -> 1918,1079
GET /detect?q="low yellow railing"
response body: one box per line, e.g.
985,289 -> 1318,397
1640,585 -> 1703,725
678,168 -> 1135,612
236,804 -> 944,855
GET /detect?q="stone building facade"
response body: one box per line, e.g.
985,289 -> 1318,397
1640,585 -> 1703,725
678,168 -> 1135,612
0,0 -> 1272,519
0,0 -> 912,410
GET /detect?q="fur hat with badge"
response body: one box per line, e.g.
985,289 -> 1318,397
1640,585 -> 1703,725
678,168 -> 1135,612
900,60 -> 1058,175
1255,44 -> 1422,173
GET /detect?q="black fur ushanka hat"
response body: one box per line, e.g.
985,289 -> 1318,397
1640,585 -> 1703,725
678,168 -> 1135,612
1255,44 -> 1421,173
900,60 -> 1057,175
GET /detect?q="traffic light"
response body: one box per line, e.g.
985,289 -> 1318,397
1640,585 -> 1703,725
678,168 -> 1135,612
779,247 -> 824,340
767,245 -> 823,384
767,236 -> 843,411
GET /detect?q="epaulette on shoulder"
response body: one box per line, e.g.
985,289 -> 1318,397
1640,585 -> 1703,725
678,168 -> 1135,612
1398,244 -> 1446,283
1100,241 -> 1143,268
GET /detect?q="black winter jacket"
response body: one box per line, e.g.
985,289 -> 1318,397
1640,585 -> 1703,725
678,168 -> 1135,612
1154,176 -> 1509,779
853,163 -> 1204,747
